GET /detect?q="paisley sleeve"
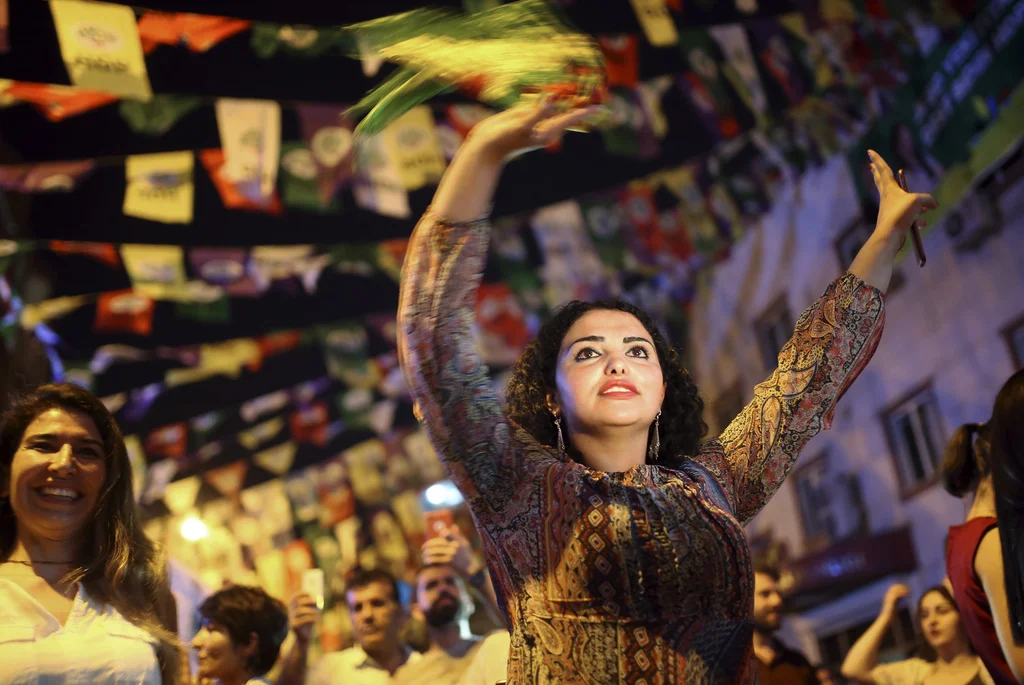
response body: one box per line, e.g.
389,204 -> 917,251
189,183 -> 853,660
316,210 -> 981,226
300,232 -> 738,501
693,272 -> 885,523
398,210 -> 555,516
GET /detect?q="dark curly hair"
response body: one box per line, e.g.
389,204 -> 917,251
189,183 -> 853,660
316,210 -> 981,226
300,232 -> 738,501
505,300 -> 707,466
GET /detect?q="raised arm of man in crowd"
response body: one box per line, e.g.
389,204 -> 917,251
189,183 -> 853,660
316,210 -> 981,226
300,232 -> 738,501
422,524 -> 505,629
273,592 -> 319,685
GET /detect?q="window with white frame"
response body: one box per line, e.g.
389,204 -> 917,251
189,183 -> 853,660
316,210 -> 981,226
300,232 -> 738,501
793,452 -> 838,551
883,384 -> 945,497
755,297 -> 793,371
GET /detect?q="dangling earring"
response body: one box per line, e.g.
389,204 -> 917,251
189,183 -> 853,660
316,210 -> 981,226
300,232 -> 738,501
553,414 -> 565,453
650,410 -> 662,460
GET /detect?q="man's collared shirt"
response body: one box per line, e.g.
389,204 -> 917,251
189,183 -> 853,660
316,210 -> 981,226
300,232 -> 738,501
394,638 -> 482,685
308,645 -> 420,685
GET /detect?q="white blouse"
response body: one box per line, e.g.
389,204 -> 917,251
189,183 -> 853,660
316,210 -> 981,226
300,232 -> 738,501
0,578 -> 161,685
871,656 -> 996,685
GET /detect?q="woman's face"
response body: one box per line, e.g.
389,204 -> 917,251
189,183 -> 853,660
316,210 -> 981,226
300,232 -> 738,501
192,619 -> 254,681
919,591 -> 963,649
552,309 -> 666,447
2,408 -> 107,546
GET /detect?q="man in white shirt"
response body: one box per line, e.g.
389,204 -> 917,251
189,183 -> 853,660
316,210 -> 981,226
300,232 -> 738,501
396,524 -> 509,685
393,563 -> 482,685
277,527 -> 507,685
280,568 -> 417,685
459,630 -> 511,685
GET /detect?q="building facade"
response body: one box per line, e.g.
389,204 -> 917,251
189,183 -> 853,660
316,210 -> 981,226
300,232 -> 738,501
688,147 -> 1024,668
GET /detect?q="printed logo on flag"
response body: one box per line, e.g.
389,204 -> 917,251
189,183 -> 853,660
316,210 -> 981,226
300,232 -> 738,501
109,292 -> 150,314
310,127 -> 353,168
200,259 -> 245,283
282,148 -> 318,181
74,22 -> 121,51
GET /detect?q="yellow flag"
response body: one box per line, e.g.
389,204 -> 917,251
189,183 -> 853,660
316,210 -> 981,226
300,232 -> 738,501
382,106 -> 446,190
254,441 -> 297,475
0,80 -> 16,107
629,0 -> 679,47
163,475 -> 201,515
120,244 -> 187,287
50,0 -> 152,100
165,338 -> 261,387
123,152 -> 194,224
20,294 -> 89,328
239,417 -> 285,451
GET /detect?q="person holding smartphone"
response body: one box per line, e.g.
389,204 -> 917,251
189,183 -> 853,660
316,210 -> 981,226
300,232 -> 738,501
281,568 -> 417,685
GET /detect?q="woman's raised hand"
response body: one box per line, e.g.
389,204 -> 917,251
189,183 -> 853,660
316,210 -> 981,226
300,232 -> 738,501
867,149 -> 939,249
428,98 -> 601,223
466,98 -> 601,162
881,582 -> 911,618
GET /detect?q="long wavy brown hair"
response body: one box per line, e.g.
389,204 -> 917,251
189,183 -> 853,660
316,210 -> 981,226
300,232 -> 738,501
0,383 -> 182,684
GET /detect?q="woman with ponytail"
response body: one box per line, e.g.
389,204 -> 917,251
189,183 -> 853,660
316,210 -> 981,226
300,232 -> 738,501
942,369 -> 1024,683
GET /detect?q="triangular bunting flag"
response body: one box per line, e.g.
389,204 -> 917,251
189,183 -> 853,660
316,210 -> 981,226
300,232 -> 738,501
123,434 -> 147,503
238,417 -> 285,451
163,475 -> 201,514
142,458 -> 178,505
297,104 -> 355,205
0,160 -> 95,192
50,240 -> 121,268
203,460 -> 249,498
5,82 -> 117,121
255,441 -> 298,475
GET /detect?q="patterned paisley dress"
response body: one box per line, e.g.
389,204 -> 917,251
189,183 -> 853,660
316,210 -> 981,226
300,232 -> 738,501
398,213 -> 885,685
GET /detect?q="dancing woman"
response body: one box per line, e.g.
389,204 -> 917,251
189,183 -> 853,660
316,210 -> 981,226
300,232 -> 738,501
841,583 -> 995,684
398,100 -> 936,683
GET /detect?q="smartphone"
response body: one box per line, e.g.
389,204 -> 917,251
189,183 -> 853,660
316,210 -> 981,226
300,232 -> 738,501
897,169 -> 927,267
423,509 -> 454,541
302,568 -> 325,610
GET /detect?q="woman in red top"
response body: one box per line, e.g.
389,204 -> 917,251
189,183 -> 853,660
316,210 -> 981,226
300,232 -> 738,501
942,369 -> 1024,683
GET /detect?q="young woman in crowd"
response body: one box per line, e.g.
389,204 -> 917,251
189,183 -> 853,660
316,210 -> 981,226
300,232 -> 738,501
943,369 -> 1024,684
397,97 -> 935,682
841,583 -> 995,684
191,584 -> 290,685
0,383 -> 183,684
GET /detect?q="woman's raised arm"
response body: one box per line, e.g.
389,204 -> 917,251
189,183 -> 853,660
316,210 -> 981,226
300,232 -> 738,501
694,151 -> 934,522
397,101 -> 596,513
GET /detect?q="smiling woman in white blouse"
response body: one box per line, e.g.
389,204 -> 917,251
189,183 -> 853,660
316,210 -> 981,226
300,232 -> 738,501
0,383 -> 183,684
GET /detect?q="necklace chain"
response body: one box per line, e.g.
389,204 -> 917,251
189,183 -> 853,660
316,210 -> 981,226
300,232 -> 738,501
1,559 -> 78,565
